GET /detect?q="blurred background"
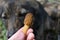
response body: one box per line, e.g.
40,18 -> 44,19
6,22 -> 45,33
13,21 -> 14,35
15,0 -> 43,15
0,0 -> 60,40
39,0 -> 60,34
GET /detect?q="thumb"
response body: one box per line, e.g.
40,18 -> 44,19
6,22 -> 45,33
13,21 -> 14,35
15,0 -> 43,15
8,28 -> 25,40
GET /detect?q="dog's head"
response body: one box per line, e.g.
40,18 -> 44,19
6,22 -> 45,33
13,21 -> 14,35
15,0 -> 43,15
1,0 -> 40,38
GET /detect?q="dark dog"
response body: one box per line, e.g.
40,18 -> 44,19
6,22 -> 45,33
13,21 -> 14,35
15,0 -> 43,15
1,0 -> 57,40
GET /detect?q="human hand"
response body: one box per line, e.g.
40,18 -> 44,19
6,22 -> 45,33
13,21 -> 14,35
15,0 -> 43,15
8,27 -> 35,40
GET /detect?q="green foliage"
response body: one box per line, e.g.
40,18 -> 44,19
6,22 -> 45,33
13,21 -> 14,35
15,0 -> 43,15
0,18 -> 7,40
48,0 -> 55,2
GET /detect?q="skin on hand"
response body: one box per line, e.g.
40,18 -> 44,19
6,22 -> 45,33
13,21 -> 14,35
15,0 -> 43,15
8,27 -> 35,40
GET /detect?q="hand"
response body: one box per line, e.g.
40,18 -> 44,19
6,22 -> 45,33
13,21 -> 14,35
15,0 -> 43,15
8,27 -> 35,40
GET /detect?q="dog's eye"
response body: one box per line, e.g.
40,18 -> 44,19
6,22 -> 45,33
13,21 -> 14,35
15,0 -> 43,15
2,12 -> 5,18
2,12 -> 7,19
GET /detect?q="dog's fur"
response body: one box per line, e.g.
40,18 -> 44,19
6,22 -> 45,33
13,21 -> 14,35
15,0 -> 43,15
1,0 -> 58,40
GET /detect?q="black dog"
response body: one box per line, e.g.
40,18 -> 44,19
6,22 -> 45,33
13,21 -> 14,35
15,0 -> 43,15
1,0 -> 57,40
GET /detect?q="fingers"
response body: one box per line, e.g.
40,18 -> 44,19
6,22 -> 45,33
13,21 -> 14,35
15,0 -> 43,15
27,28 -> 33,35
20,27 -> 35,40
27,33 -> 35,40
8,27 -> 35,40
19,27 -> 24,31
8,31 -> 25,40
27,28 -> 35,40
19,28 -> 35,40
33,39 -> 35,40
8,27 -> 25,40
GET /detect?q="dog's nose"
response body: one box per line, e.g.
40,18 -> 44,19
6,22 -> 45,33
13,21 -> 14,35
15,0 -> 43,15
6,28 -> 15,39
